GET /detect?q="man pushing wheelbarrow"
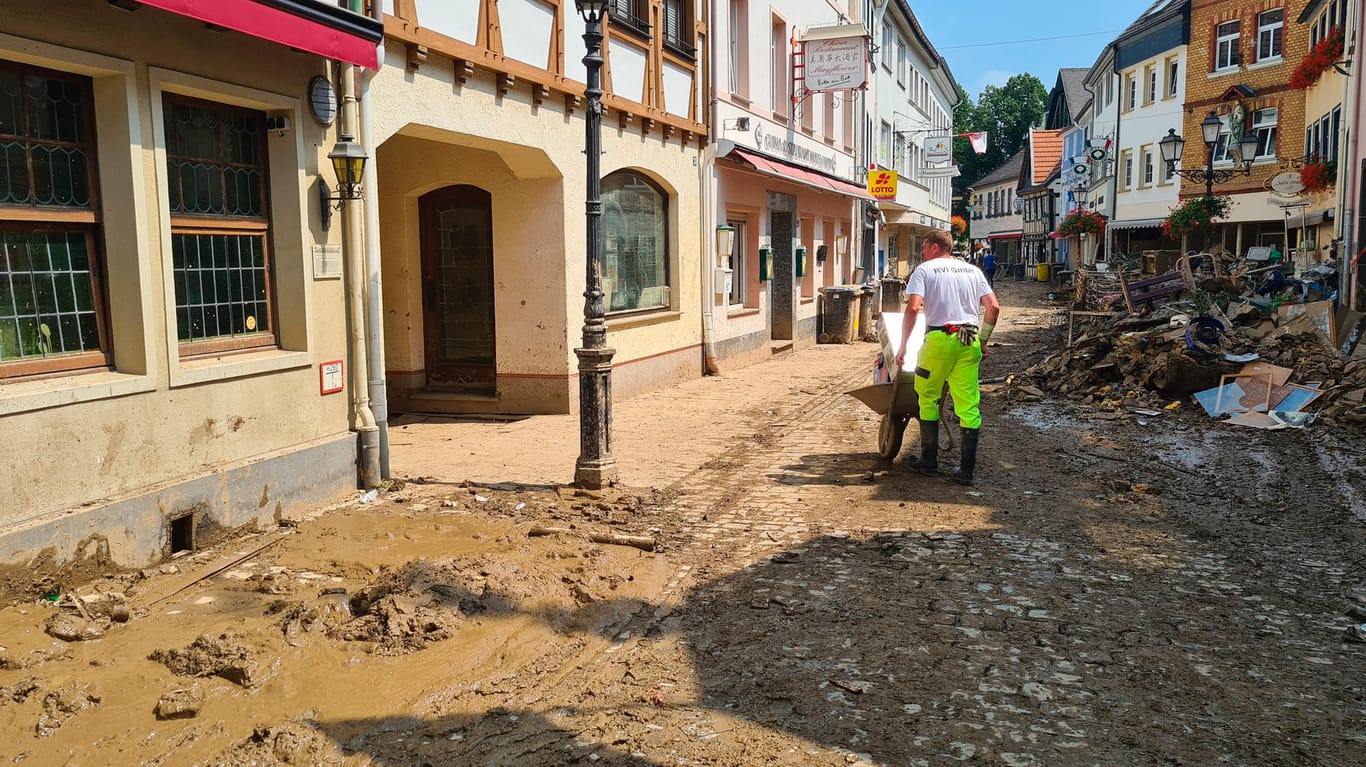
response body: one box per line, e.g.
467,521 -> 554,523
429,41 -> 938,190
849,230 -> 1000,485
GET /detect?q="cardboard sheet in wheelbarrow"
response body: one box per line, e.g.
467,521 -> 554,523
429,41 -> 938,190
846,312 -> 926,416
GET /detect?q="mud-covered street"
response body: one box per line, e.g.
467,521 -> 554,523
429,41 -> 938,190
2,282 -> 1364,767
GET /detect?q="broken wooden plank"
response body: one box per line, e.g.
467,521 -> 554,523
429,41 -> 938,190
528,525 -> 656,552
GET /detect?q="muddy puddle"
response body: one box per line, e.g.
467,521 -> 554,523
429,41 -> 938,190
0,495 -> 673,766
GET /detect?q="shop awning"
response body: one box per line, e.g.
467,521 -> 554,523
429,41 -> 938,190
1109,217 -> 1166,231
727,148 -> 874,201
1288,209 -> 1333,228
134,0 -> 383,69
988,232 -> 1021,240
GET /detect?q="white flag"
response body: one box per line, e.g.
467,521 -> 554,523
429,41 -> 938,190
967,132 -> 988,155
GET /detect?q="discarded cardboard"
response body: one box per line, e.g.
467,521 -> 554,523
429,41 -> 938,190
1278,300 -> 1335,345
1336,308 -> 1366,356
1238,361 -> 1292,387
1226,411 -> 1285,429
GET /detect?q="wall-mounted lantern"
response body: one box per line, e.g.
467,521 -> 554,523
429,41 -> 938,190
834,234 -> 849,262
794,245 -> 809,277
715,224 -> 735,264
758,245 -> 773,281
815,244 -> 828,264
319,132 -> 368,232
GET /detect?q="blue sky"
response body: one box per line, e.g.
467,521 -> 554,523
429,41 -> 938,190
912,0 -> 1163,102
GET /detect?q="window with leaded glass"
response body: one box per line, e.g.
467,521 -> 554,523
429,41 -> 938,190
0,59 -> 109,378
601,171 -> 669,313
162,94 -> 274,354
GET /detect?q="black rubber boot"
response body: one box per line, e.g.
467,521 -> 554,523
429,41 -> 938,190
908,419 -> 939,476
954,427 -> 980,485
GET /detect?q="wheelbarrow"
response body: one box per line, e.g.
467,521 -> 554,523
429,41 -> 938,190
846,312 -> 956,459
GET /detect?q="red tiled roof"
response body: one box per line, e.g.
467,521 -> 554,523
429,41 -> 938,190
1030,130 -> 1065,186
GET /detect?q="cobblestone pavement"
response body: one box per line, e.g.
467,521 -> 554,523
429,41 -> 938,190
347,289 -> 1366,766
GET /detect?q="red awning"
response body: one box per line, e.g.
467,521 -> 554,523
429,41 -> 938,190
136,0 -> 381,69
988,232 -> 1022,240
728,147 -> 874,201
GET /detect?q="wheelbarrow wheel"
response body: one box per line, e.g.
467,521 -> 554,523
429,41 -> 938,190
878,412 -> 910,459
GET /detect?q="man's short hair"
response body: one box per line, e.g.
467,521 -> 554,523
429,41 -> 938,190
924,230 -> 953,251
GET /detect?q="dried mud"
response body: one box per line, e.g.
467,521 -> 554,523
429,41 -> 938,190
1,283 -> 1362,766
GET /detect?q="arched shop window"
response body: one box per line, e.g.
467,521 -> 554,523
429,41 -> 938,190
601,170 -> 670,313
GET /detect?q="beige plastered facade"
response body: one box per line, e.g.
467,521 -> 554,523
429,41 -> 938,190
0,0 -> 360,568
369,21 -> 704,415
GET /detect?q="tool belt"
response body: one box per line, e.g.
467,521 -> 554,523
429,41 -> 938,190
929,323 -> 979,346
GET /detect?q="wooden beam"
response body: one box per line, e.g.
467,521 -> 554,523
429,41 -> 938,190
532,83 -> 549,108
496,72 -> 516,97
453,58 -> 475,88
405,42 -> 427,72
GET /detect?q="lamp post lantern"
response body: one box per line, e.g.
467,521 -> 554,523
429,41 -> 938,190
573,0 -> 617,489
1159,110 -> 1257,222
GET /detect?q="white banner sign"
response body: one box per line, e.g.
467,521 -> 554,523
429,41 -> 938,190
804,36 -> 868,92
924,135 -> 952,164
918,164 -> 961,179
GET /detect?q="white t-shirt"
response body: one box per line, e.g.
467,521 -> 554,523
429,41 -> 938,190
904,257 -> 994,327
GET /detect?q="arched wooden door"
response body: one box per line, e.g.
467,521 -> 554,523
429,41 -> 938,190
419,185 -> 495,393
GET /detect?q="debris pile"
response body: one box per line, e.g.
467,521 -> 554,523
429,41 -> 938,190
1026,262 -> 1366,428
149,631 -> 266,687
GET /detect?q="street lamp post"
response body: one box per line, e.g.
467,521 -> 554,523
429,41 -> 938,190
1159,110 -> 1258,220
574,0 -> 617,490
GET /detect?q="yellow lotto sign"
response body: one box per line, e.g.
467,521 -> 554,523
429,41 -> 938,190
867,170 -> 897,200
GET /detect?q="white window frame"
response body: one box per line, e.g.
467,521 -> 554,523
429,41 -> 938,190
770,17 -> 786,116
1250,107 -> 1277,159
1142,148 -> 1154,185
1257,9 -> 1283,61
896,38 -> 907,87
1126,73 -> 1136,110
1147,67 -> 1157,104
726,218 -> 746,306
1216,20 -> 1241,71
1123,152 -> 1134,188
1167,58 -> 1179,97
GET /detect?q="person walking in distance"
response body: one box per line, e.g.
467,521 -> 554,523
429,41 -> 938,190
894,230 -> 1000,485
982,250 -> 997,286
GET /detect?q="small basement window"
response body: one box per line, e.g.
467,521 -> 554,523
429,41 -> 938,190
169,514 -> 195,553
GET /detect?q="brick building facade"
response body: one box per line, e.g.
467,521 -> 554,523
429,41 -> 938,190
1181,0 -> 1308,252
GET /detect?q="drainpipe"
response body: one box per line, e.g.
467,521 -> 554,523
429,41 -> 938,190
339,58 -> 380,488
700,9 -> 720,375
1341,16 -> 1360,309
360,0 -> 390,478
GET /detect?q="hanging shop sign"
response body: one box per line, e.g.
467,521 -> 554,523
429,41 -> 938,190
918,164 -> 961,178
801,25 -> 869,92
867,169 -> 898,200
1268,171 -> 1307,197
924,135 -> 952,164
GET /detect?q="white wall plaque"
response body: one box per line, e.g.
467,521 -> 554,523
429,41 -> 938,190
313,244 -> 342,280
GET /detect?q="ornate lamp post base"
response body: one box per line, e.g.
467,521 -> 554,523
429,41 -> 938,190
573,0 -> 616,490
574,345 -> 617,488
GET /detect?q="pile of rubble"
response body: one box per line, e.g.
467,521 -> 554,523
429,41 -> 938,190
1021,262 -> 1366,429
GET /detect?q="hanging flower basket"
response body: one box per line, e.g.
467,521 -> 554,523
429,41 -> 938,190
950,215 -> 968,235
1290,27 -> 1344,90
1300,159 -> 1336,193
1057,209 -> 1106,237
1162,195 -> 1231,238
